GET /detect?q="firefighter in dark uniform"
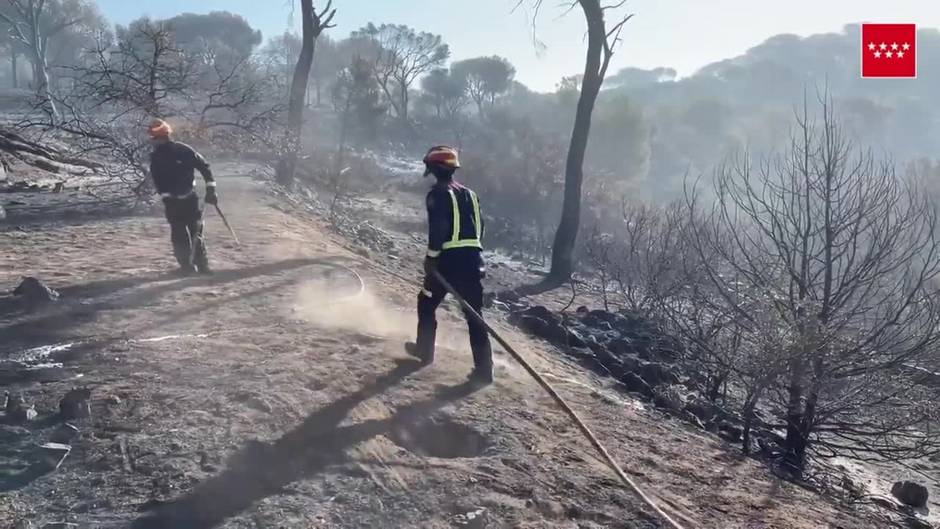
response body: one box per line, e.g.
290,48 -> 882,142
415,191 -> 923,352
406,146 -> 494,384
147,119 -> 218,275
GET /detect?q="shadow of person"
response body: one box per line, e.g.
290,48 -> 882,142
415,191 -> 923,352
132,360 -> 482,529
0,257 -> 342,353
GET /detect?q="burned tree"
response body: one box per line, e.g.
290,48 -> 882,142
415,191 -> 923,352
527,0 -> 633,285
331,56 -> 385,169
197,55 -> 286,148
450,55 -> 516,116
22,15 -> 282,196
420,67 -> 467,120
74,18 -> 195,118
275,0 -> 335,185
352,23 -> 449,123
687,92 -> 940,475
0,0 -> 100,119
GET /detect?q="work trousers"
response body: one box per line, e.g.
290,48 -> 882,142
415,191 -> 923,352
416,251 -> 493,372
162,194 -> 208,271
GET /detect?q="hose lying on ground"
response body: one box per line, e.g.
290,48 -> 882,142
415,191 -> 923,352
358,260 -> 691,527
428,270 -> 692,529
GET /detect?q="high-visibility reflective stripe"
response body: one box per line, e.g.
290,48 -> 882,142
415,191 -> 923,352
206,181 -> 217,188
441,188 -> 482,251
448,189 -> 460,242
443,239 -> 481,249
426,249 -> 441,258
161,191 -> 196,199
470,190 -> 482,239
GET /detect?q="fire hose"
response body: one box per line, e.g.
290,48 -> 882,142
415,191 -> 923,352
427,269 -> 691,529
212,203 -> 240,247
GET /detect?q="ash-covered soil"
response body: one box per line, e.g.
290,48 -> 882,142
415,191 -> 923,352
0,162 -> 890,528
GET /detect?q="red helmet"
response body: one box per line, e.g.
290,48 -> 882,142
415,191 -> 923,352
423,145 -> 460,176
147,119 -> 172,138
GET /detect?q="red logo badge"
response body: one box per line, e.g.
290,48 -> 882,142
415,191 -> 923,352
861,23 -> 917,78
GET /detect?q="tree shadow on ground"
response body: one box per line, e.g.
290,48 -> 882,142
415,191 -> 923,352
1,199 -> 151,229
0,460 -> 56,494
0,258 -> 341,353
0,413 -> 67,493
132,359 -> 481,529
493,275 -> 568,302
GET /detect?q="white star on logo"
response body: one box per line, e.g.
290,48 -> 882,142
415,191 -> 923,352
868,42 -> 876,50
879,42 -> 887,50
897,50 -> 905,58
874,50 -> 881,58
903,42 -> 910,50
891,42 -> 899,50
886,51 -> 893,58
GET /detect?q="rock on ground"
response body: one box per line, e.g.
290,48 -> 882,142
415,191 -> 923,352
12,277 -> 59,304
59,388 -> 91,420
891,480 -> 929,508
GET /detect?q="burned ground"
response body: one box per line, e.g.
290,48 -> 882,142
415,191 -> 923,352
0,164 -> 899,528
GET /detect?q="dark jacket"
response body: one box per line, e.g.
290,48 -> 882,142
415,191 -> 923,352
150,141 -> 214,197
426,180 -> 484,259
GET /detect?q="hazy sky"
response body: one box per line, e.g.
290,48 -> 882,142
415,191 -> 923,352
96,0 -> 939,91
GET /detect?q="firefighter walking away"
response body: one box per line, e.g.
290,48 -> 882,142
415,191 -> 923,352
148,119 -> 218,275
406,146 -> 494,385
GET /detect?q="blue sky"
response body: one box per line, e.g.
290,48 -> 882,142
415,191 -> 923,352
96,0 -> 939,91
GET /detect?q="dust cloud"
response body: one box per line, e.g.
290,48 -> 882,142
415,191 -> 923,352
292,277 -> 415,340
292,272 -> 470,352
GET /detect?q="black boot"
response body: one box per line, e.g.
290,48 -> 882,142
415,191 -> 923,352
404,342 -> 433,365
174,265 -> 197,276
467,367 -> 493,386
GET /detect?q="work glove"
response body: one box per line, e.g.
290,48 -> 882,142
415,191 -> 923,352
205,186 -> 218,206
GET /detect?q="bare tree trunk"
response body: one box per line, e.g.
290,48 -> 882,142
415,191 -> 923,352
11,51 -> 18,89
28,34 -> 57,119
276,0 -> 335,186
334,95 -> 352,176
546,0 -> 623,284
742,397 -> 756,456
741,375 -> 771,455
276,3 -> 316,185
30,52 -> 56,118
707,371 -> 727,403
782,357 -> 807,475
398,79 -> 409,123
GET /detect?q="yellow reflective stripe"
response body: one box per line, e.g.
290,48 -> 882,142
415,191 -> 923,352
470,190 -> 481,239
447,189 -> 460,243
441,187 -> 483,251
442,239 -> 482,250
426,249 -> 441,258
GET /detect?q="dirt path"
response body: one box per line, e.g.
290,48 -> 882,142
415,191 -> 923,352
1,166 -> 879,528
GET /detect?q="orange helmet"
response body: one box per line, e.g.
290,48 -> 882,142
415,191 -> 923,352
147,119 -> 172,138
423,145 -> 460,176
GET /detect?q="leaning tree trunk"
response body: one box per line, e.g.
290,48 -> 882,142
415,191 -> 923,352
276,0 -> 318,186
546,0 -> 608,284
